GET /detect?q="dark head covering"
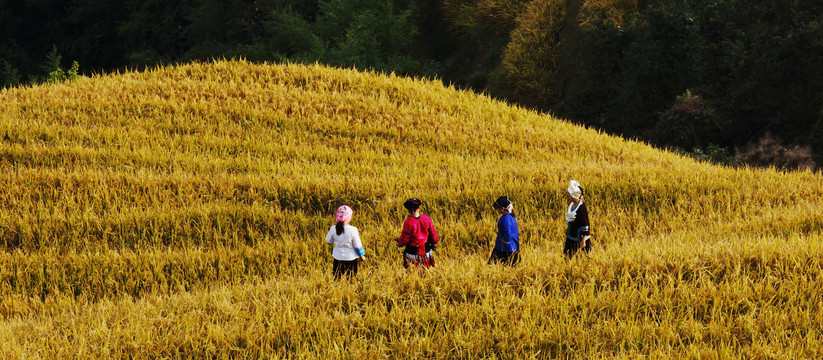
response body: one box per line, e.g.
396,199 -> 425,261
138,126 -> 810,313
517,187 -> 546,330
493,196 -> 511,209
403,198 -> 422,211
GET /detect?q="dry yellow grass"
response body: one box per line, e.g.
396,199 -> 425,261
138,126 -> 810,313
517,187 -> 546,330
0,60 -> 821,358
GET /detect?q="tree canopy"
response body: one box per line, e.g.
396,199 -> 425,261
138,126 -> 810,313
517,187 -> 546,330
2,0 -> 822,167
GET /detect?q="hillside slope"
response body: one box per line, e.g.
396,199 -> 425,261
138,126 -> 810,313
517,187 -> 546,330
0,60 -> 821,358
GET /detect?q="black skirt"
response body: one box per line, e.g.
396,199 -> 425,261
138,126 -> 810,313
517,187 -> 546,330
563,239 -> 592,259
488,249 -> 520,266
332,259 -> 359,279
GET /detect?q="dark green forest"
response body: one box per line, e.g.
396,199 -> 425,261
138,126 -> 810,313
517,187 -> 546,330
2,0 -> 823,168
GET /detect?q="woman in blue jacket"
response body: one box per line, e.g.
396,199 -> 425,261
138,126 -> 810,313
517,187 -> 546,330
488,196 -> 520,266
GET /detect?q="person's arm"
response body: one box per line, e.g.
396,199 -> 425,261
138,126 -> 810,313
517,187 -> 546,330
503,216 -> 516,244
508,217 -> 519,245
578,205 -> 590,247
427,216 -> 439,244
325,227 -> 335,255
325,227 -> 335,245
351,227 -> 367,260
396,218 -> 412,247
496,217 -> 509,245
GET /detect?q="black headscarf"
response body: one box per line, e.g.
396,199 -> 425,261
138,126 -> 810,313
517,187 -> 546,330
403,198 -> 422,211
493,196 -> 511,209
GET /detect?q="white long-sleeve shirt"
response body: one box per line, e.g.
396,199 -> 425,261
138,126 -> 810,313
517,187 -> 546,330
325,225 -> 365,261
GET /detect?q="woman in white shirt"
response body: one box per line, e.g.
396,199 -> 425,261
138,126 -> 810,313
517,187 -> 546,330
325,205 -> 367,279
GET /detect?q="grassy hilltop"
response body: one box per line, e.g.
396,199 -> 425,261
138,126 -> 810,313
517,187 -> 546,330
1,60 -> 822,358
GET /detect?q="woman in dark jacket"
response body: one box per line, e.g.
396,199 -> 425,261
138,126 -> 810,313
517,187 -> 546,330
564,180 -> 591,258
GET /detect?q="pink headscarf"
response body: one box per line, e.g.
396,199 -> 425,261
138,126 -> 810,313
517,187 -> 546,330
335,205 -> 353,222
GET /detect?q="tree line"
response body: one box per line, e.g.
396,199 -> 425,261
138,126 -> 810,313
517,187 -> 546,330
2,0 -> 822,168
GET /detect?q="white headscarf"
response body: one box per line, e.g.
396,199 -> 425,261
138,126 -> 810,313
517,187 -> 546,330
565,180 -> 583,222
567,180 -> 582,200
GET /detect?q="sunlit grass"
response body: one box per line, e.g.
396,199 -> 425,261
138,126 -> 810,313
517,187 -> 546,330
0,60 -> 821,358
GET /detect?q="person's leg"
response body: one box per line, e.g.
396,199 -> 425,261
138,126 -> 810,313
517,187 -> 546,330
563,240 -> 578,259
333,259 -> 343,279
508,251 -> 520,266
488,250 -> 502,265
404,253 -> 415,268
348,260 -> 358,278
499,251 -> 511,265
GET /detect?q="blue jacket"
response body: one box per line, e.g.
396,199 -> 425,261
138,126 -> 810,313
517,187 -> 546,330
495,213 -> 519,252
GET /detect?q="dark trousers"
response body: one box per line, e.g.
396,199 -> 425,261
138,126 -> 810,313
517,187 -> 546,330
563,239 -> 592,259
488,250 -> 520,266
332,259 -> 359,279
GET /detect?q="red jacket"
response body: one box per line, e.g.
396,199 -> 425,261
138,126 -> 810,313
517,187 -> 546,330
397,214 -> 438,255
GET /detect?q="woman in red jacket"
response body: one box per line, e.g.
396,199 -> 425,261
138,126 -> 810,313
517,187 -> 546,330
395,198 -> 439,269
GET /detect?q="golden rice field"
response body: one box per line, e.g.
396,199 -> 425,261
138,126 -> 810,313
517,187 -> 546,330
0,60 -> 822,358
